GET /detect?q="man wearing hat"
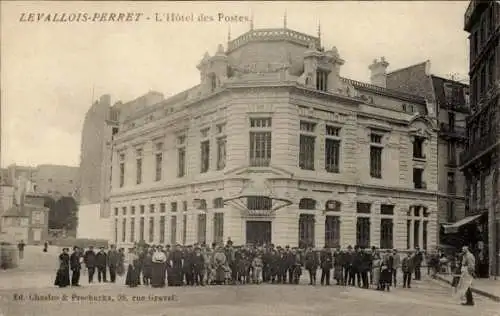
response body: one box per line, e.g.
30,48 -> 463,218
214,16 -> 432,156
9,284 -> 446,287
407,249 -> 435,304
320,245 -> 333,286
343,245 -> 353,286
193,247 -> 205,286
414,247 -> 423,280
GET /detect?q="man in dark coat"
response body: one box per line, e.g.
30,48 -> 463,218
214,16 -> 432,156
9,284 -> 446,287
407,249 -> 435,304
262,248 -> 271,283
95,247 -> 108,283
83,246 -> 97,283
414,247 -> 423,280
192,247 -> 205,286
168,244 -> 184,286
359,248 -> 371,289
350,246 -> 362,287
304,247 -> 318,285
284,246 -> 296,284
320,246 -> 333,286
183,246 -> 195,286
107,245 -> 119,283
70,246 -> 81,286
402,252 -> 415,288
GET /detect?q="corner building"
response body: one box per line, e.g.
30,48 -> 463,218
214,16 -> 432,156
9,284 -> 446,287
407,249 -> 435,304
110,27 -> 439,250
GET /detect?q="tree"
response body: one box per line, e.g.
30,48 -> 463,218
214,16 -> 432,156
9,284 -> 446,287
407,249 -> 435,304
48,196 -> 78,231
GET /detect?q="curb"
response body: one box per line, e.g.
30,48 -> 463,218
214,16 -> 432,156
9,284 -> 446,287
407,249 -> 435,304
434,274 -> 500,303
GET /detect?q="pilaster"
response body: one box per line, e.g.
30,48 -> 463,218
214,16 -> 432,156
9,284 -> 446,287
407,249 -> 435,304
315,214 -> 326,248
371,201 -> 381,247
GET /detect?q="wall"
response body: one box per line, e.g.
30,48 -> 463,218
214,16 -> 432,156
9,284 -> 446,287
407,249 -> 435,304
77,204 -> 112,240
32,165 -> 79,198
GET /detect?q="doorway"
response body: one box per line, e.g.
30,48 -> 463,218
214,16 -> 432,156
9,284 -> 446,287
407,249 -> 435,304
246,221 -> 272,246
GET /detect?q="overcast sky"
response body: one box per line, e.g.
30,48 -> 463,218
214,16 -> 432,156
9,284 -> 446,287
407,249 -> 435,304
1,1 -> 470,168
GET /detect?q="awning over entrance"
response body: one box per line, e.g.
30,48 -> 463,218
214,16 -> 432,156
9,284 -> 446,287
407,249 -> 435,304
223,177 -> 293,216
443,213 -> 484,234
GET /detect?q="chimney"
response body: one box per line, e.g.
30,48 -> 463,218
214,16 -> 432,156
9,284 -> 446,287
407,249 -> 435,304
369,57 -> 389,88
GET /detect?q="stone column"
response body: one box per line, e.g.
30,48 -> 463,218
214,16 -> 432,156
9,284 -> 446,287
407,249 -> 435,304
206,212 -> 214,246
371,202 -> 381,248
409,219 -> 414,250
419,218 -> 424,250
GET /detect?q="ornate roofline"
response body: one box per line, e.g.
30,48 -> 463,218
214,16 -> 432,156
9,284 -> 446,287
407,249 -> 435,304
227,28 -> 321,52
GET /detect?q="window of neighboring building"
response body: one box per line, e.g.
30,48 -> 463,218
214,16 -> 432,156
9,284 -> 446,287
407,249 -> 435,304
370,133 -> 383,178
159,203 -> 165,213
48,178 -> 52,183
159,216 -> 165,244
299,121 -> 316,170
448,141 -> 457,165
356,202 -> 371,214
155,142 -> 163,181
443,83 -> 453,105
171,215 -> 177,245
177,135 -> 186,178
217,136 -> 227,170
171,202 -> 178,213
122,207 -> 127,216
183,201 -> 188,213
148,217 -> 154,243
413,168 -> 425,189
480,173 -> 486,207
140,205 -> 145,214
316,69 -> 329,91
136,148 -> 143,185
209,73 -> 217,92
213,213 -> 224,245
447,172 -> 456,195
380,204 -> 394,215
447,200 -> 455,222
325,125 -> 341,173
114,208 -> 118,216
413,136 -> 425,159
324,216 -> 340,248
448,112 -> 455,130
213,198 -> 224,209
149,204 -> 155,213
356,217 -> 370,248
197,213 -> 207,244
249,118 -> 272,167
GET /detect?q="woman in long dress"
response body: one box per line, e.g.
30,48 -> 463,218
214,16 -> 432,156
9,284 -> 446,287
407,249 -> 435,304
125,248 -> 139,287
116,248 -> 125,277
54,248 -> 70,288
213,246 -> 227,285
150,249 -> 167,288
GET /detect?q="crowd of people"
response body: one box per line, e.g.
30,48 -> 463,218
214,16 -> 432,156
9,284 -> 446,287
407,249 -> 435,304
54,239 -> 427,292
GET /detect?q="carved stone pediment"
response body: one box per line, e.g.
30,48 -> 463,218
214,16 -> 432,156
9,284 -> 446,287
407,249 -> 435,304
224,164 -> 294,178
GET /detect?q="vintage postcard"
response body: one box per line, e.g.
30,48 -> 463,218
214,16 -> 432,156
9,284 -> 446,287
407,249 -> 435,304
1,1 -> 499,316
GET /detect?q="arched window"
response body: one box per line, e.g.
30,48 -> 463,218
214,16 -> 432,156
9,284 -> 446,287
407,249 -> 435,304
299,198 -> 316,210
213,198 -> 224,209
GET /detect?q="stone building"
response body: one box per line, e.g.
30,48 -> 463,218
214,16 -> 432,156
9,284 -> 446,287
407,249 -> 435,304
109,26 -> 439,249
460,1 -> 500,277
77,92 -> 164,239
381,61 -> 470,241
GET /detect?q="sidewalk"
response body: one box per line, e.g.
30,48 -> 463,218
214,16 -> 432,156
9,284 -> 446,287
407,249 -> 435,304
435,273 -> 500,302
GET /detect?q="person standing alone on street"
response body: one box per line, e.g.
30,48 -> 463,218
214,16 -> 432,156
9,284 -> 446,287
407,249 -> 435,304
83,246 -> 96,283
456,246 -> 476,306
70,246 -> 81,287
17,240 -> 25,260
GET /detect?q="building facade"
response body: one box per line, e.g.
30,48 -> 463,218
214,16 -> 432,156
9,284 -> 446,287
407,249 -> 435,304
383,62 -> 470,239
77,91 -> 164,239
460,1 -> 500,277
109,27 -> 439,250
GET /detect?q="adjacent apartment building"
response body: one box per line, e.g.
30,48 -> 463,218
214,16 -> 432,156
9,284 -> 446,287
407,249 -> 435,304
109,26 -> 439,250
460,1 -> 500,277
77,92 -> 164,239
382,61 -> 470,242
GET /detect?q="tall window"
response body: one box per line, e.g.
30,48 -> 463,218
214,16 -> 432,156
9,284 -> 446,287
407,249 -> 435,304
197,213 -> 207,244
299,121 -> 316,170
413,220 -> 420,249
448,112 -> 455,129
213,198 -> 224,209
413,168 -> 424,189
148,217 -> 154,243
119,153 -> 125,188
114,208 -> 118,216
131,206 -> 136,215
122,218 -> 126,242
149,204 -> 155,213
171,202 -> 178,212
216,124 -> 227,170
177,135 -> 186,177
200,140 -> 210,173
298,214 -> 315,248
140,205 -> 145,214
249,118 -> 272,167
155,142 -> 163,181
370,133 -> 383,178
122,207 -> 127,215
214,212 -> 224,245
413,137 -> 425,159
380,219 -> 393,249
356,217 -> 370,248
139,217 -> 145,242
160,203 -> 166,213
170,216 -> 177,245
447,172 -> 456,194
448,141 -> 456,165
136,148 -> 143,185
325,125 -> 341,173
316,69 -> 329,91
325,216 -> 340,248
130,218 -> 135,242
447,200 -> 455,222
159,216 -> 165,243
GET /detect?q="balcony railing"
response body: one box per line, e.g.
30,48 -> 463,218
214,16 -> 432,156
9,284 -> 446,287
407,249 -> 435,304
439,123 -> 466,139
459,131 -> 499,166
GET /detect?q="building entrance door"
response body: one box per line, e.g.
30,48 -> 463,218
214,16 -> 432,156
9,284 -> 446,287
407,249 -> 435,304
246,221 -> 272,246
